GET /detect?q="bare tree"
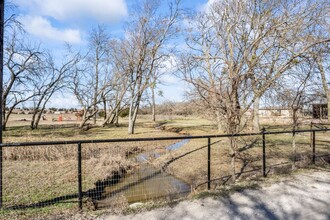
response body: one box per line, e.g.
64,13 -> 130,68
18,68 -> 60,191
180,0 -> 330,181
1,2 -> 41,130
101,40 -> 129,127
312,45 -> 330,122
66,26 -> 113,129
87,25 -> 110,125
30,52 -> 80,129
70,59 -> 108,128
124,0 -> 181,134
149,55 -> 174,122
275,60 -> 315,168
245,0 -> 330,132
2,30 -> 42,130
4,1 -> 23,32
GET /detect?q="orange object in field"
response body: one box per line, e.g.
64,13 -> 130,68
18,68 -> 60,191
58,115 -> 63,122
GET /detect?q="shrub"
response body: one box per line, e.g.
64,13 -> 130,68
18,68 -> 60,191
119,108 -> 130,118
99,111 -> 106,118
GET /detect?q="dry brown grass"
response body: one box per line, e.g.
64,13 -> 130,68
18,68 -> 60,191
155,129 -> 330,191
2,119 -> 183,214
2,115 -> 329,218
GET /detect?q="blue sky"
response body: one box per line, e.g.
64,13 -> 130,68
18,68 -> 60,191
10,0 -> 209,108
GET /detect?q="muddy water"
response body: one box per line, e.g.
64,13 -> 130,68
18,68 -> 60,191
103,139 -> 191,204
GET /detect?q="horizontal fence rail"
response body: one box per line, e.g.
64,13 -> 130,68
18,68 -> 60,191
1,128 -> 329,147
0,127 -> 329,210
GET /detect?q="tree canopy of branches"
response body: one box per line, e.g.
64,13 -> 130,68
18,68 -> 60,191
120,0 -> 181,134
2,30 -> 42,130
30,51 -> 80,129
180,0 -> 330,181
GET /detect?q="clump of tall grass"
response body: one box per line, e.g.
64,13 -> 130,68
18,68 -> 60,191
2,143 -> 142,161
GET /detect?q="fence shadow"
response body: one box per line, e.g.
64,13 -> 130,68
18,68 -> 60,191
4,167 -> 165,210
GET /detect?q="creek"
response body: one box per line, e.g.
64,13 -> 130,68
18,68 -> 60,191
102,139 -> 191,204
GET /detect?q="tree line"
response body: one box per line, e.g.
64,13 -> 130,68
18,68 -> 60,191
2,0 -> 330,140
2,0 -> 181,133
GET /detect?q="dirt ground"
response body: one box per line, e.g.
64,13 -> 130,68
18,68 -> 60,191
6,113 -> 80,127
102,169 -> 330,220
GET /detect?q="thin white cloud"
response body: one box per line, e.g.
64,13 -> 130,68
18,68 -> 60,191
159,55 -> 178,74
14,0 -> 128,23
160,73 -> 178,85
158,55 -> 181,85
199,0 -> 220,13
20,15 -> 82,44
48,93 -> 80,108
158,83 -> 186,102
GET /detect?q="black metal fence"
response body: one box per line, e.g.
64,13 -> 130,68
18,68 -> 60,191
0,127 -> 329,211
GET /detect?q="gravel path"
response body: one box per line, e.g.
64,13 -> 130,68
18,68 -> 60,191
103,169 -> 330,220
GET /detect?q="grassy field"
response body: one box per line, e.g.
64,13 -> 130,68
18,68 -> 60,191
1,115 -> 185,219
155,118 -> 330,188
1,114 -> 329,219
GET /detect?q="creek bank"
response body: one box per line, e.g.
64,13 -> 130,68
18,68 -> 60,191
90,139 -> 192,209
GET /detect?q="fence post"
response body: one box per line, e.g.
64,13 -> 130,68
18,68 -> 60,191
262,128 -> 266,177
312,131 -> 316,165
207,137 -> 211,190
77,143 -> 83,209
310,122 -> 313,149
0,0 -> 5,210
0,144 -> 2,209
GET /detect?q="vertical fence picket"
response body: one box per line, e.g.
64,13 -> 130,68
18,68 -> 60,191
0,0 -> 5,209
77,143 -> 83,210
312,131 -> 316,165
207,138 -> 211,190
310,122 -> 313,149
262,128 -> 267,178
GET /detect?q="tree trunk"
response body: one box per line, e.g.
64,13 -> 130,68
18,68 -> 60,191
101,91 -> 125,127
128,106 -> 139,134
31,109 -> 38,129
128,101 -> 139,134
151,87 -> 156,122
2,104 -> 6,131
79,109 -> 89,128
216,111 -> 223,133
102,95 -> 107,120
93,106 -> 97,125
101,109 -> 115,127
229,137 -> 236,182
115,107 -> 119,126
3,105 -> 17,131
128,98 -> 135,134
252,96 -> 260,132
327,91 -> 330,123
34,110 -> 43,129
128,107 -> 135,134
34,105 -> 48,129
93,53 -> 99,125
128,91 -> 141,134
128,118 -> 134,134
292,108 -> 298,170
292,131 -> 296,170
316,59 -> 329,123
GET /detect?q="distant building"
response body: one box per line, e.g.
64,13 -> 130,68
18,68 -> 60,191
259,107 -> 292,117
54,111 -> 65,115
312,103 -> 328,119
